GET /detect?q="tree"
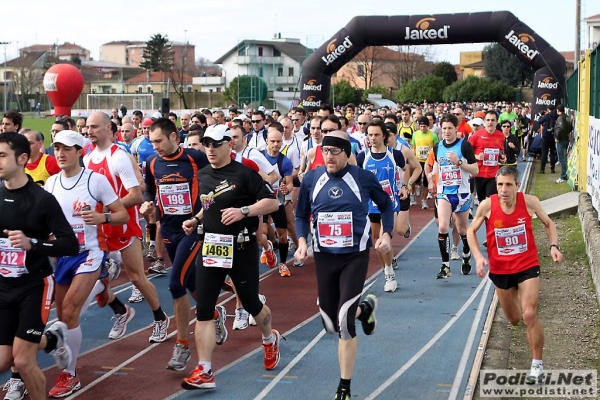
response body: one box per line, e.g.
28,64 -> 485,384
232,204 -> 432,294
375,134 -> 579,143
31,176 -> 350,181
140,34 -> 173,72
396,75 -> 446,103
196,57 -> 219,77
347,47 -> 389,90
383,45 -> 436,88
70,54 -> 82,66
222,76 -> 268,106
442,76 -> 516,102
361,85 -> 388,102
484,43 -> 535,87
431,61 -> 457,86
330,80 -> 357,106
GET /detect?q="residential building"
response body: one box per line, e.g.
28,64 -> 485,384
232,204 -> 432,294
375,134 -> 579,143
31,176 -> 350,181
459,51 -> 485,79
124,70 -> 195,95
100,40 -> 196,74
19,42 -> 90,62
585,13 -> 600,49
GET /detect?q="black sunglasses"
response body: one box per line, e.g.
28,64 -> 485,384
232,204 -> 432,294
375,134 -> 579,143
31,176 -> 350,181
251,119 -> 263,123
357,122 -> 367,125
201,140 -> 227,148
321,128 -> 336,134
502,125 -> 511,128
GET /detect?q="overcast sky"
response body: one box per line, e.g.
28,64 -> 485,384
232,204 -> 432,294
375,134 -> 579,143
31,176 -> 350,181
2,0 -> 598,65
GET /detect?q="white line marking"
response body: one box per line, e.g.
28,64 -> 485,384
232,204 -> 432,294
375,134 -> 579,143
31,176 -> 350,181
448,278 -> 492,399
364,276 -> 489,399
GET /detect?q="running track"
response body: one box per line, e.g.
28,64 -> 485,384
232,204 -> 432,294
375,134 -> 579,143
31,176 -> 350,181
2,161 -> 529,399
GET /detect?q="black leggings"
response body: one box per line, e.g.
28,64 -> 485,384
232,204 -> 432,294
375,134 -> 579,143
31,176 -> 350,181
314,249 -> 369,340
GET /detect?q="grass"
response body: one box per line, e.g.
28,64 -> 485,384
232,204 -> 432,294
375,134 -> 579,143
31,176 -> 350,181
22,117 -> 57,147
528,159 -> 572,201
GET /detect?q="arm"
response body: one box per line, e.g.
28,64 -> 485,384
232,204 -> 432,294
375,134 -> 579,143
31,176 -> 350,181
467,198 -> 491,277
143,156 -> 157,203
294,176 -> 312,262
402,148 -> 423,186
525,194 -> 563,262
99,199 -> 129,226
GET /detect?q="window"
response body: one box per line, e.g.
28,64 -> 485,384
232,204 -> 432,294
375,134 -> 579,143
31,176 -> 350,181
216,87 -> 222,93
273,48 -> 281,57
238,47 -> 246,56
278,67 -> 283,77
258,46 -> 263,57
137,85 -> 143,94
187,85 -> 193,93
288,67 -> 294,77
146,85 -> 152,94
357,64 -> 365,77
259,67 -> 263,78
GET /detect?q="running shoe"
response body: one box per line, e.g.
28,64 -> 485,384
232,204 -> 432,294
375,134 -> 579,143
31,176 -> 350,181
335,387 -> 351,400
278,263 -> 291,277
248,294 -> 267,326
391,257 -> 398,270
403,223 -> 411,239
48,372 -> 81,398
415,185 -> 422,197
47,321 -> 72,370
149,313 -> 170,343
461,255 -> 472,275
436,265 -> 452,279
166,343 -> 191,371
409,194 -> 417,206
468,209 -> 474,220
215,305 -> 228,345
95,277 -> 110,308
384,273 -> 397,292
181,365 -> 215,390
233,307 -> 249,331
263,329 -> 281,370
450,247 -> 460,260
3,378 -> 27,400
293,258 -> 304,267
108,305 -> 135,340
421,199 -> 429,209
359,294 -> 378,335
148,259 -> 167,275
263,241 -> 277,268
146,244 -> 157,260
526,363 -> 545,384
105,258 -> 122,282
473,197 -> 479,206
128,286 -> 144,303
426,192 -> 433,200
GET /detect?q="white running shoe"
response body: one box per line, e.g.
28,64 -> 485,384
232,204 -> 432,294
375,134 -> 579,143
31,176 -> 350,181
166,343 -> 191,371
409,194 -> 417,207
233,308 -> 249,330
248,294 -> 267,326
450,248 -> 460,260
149,313 -> 170,343
426,192 -> 432,200
384,273 -> 398,292
215,305 -> 228,345
128,286 -> 144,303
47,321 -> 72,370
106,258 -> 122,282
108,305 -> 135,340
3,378 -> 27,400
421,199 -> 429,209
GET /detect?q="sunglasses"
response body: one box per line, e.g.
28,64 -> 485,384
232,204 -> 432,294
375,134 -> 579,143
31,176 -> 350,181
291,119 -> 300,122
322,147 -> 344,155
201,140 -> 227,148
452,113 -> 461,116
357,122 -> 367,125
251,119 -> 263,123
321,128 -> 336,134
502,125 -> 511,128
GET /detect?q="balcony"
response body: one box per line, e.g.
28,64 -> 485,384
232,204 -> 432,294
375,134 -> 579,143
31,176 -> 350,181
269,76 -> 299,85
193,76 -> 225,86
237,56 -> 283,65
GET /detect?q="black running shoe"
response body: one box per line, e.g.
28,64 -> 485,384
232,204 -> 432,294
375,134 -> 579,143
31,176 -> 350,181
436,265 -> 452,279
359,294 -> 378,335
461,257 -> 472,275
335,387 -> 351,400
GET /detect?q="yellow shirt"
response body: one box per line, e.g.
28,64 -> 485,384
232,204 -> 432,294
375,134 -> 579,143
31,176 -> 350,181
411,129 -> 439,162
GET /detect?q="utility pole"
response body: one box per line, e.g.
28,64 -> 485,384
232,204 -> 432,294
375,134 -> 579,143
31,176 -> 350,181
575,0 -> 581,63
0,41 -> 11,113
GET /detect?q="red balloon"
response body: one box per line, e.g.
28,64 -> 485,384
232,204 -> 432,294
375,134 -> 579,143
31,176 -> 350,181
43,64 -> 84,116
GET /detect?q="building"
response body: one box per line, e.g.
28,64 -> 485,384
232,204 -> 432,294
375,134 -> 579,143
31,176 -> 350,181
211,36 -> 311,96
333,46 -> 429,90
124,70 -> 195,95
19,42 -> 90,62
585,13 -> 600,50
458,51 -> 485,79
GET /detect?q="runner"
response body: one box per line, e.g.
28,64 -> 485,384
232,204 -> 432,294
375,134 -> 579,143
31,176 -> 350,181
44,130 -> 129,397
411,116 -> 439,209
180,124 -> 281,391
294,130 -> 393,400
23,131 -> 60,186
0,132 -> 80,400
467,165 -> 563,384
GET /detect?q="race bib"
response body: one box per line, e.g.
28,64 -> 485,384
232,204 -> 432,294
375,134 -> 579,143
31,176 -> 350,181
416,145 -> 430,161
159,183 -> 192,215
0,238 -> 28,278
72,223 -> 86,251
379,179 -> 395,202
483,148 -> 500,166
140,161 -> 147,178
495,224 -> 528,256
202,233 -> 234,268
440,165 -> 462,186
317,212 -> 353,248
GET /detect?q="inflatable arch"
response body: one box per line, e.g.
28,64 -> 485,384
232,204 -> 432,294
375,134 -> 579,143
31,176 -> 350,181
300,11 -> 566,119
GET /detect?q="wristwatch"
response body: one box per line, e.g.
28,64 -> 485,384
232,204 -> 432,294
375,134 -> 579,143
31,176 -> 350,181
104,213 -> 112,224
550,244 -> 560,251
192,216 -> 201,225
30,238 -> 38,251
457,159 -> 463,166
241,206 -> 250,218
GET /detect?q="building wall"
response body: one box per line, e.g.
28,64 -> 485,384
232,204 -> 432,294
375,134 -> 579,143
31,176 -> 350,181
459,51 -> 484,70
100,44 -> 127,64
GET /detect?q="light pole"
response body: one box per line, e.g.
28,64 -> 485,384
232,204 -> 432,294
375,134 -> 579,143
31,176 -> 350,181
0,41 -> 11,113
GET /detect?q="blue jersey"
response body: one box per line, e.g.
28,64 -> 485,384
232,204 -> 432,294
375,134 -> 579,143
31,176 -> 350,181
130,136 -> 155,178
262,150 -> 293,205
295,164 -> 394,254
362,147 -> 404,213
434,138 -> 472,195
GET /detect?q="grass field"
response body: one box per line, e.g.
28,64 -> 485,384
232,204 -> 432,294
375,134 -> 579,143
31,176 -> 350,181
22,117 -> 57,147
528,158 -> 572,201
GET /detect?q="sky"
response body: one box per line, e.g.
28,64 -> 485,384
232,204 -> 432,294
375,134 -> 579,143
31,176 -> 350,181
2,0 -> 599,66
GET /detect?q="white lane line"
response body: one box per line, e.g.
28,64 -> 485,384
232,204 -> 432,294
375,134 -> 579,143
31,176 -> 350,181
364,276 -> 489,399
448,278 -> 492,399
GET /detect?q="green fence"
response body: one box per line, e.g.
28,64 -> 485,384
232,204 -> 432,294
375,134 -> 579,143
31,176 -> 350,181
566,44 -> 600,118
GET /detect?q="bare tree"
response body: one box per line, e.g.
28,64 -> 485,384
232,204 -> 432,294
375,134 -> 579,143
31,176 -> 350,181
196,56 -> 219,77
383,45 -> 437,88
346,47 -> 390,90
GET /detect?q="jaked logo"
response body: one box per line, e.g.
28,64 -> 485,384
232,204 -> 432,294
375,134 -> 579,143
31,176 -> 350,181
302,96 -> 322,107
535,93 -> 557,106
303,79 -> 323,91
505,30 -> 540,60
405,17 -> 450,40
538,77 -> 558,89
321,36 -> 353,66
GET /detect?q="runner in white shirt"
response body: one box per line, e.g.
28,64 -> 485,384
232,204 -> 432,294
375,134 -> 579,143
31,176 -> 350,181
278,118 -> 300,262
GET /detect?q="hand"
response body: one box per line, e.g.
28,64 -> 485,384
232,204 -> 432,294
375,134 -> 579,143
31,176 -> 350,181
475,257 -> 489,278
221,207 -> 244,225
3,229 -> 32,251
398,186 -> 408,200
139,201 -> 155,217
294,244 -> 308,263
550,247 -> 563,263
182,218 -> 197,235
81,210 -> 104,225
374,233 -> 391,254
447,150 -> 458,165
298,172 -> 304,182
508,142 -> 515,149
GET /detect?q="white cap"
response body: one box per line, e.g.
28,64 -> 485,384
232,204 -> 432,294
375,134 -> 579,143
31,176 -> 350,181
469,117 -> 484,128
53,130 -> 84,148
152,112 -> 162,119
203,124 -> 231,141
258,106 -> 266,112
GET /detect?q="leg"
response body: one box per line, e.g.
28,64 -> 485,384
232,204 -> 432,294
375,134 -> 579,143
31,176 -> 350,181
121,237 -> 161,311
12,339 -> 45,400
339,337 -> 358,379
518,277 -> 544,360
495,286 -> 522,326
